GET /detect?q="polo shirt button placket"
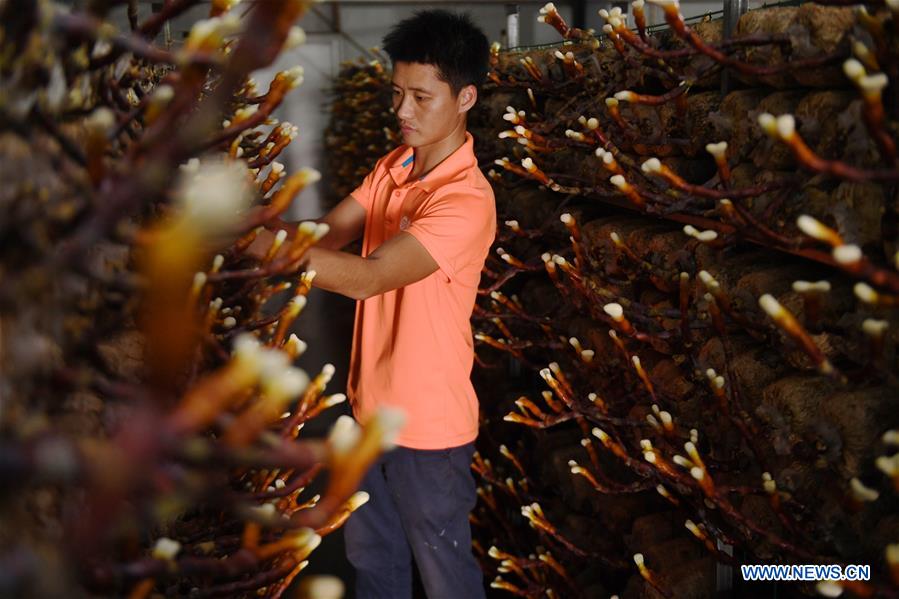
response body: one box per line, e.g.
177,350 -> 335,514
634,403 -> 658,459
389,190 -> 403,227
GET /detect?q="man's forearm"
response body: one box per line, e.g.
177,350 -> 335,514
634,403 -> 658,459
306,218 -> 352,251
303,246 -> 375,300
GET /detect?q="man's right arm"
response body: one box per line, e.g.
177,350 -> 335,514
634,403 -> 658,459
313,194 -> 367,251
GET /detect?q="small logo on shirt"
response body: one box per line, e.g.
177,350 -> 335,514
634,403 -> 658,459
399,215 -> 410,231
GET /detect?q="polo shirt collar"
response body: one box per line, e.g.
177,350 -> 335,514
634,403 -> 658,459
387,132 -> 477,191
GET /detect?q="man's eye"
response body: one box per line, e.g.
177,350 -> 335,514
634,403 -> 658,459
415,96 -> 427,102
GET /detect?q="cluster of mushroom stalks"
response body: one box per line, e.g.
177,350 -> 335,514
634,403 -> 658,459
0,1 -> 404,597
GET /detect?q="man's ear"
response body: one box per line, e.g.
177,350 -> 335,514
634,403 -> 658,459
458,84 -> 477,113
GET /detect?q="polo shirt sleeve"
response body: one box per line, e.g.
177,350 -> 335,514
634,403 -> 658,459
349,159 -> 381,212
405,188 -> 495,284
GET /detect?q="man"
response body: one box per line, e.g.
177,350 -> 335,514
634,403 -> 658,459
254,10 -> 494,598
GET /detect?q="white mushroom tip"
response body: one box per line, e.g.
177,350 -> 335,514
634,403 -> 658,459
832,244 -> 862,265
775,114 -> 795,138
603,302 -> 624,319
641,158 -> 662,173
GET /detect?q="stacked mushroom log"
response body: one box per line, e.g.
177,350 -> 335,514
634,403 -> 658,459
0,2 -> 401,598
322,56 -> 398,210
470,2 -> 899,597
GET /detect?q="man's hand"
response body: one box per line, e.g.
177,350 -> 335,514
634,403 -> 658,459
243,194 -> 366,261
244,218 -> 295,262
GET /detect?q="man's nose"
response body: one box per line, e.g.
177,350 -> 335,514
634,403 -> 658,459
397,95 -> 415,119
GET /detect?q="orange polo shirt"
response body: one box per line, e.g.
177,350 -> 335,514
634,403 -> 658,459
347,132 -> 496,449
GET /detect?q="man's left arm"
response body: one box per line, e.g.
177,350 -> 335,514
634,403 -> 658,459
302,232 -> 438,300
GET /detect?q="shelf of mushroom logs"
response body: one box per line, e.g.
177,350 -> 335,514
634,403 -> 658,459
462,2 -> 899,598
0,1 -> 402,598
317,2 -> 899,595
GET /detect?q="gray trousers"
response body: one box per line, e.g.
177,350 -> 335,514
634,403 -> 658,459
345,443 -> 486,599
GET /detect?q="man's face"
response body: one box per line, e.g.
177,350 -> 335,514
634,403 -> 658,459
391,61 -> 470,148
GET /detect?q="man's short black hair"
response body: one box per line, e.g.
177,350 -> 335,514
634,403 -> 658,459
381,10 -> 489,95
